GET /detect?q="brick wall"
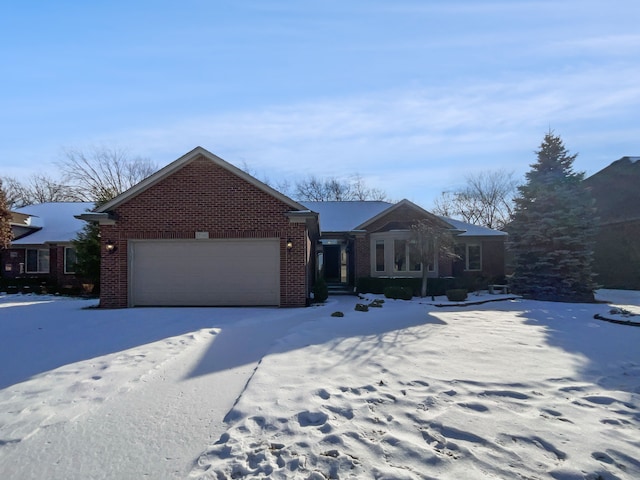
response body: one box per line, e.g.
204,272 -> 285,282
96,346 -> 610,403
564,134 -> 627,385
1,245 -> 82,289
353,203 -> 505,282
100,155 -> 309,308
354,235 -> 370,281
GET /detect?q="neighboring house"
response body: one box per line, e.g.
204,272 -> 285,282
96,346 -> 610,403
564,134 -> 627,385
1,202 -> 94,289
584,156 -> 640,289
79,147 -> 507,308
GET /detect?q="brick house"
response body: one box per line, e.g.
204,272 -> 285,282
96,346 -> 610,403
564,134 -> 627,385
80,147 -> 319,308
303,199 -> 507,291
78,147 -> 507,307
1,202 -> 94,291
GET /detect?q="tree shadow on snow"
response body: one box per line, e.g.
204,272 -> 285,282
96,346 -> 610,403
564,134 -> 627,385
0,296 -> 445,389
513,300 -> 640,395
185,297 -> 447,380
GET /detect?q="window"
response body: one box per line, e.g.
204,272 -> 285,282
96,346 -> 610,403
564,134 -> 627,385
456,243 -> 482,271
64,247 -> 78,274
375,240 -> 385,272
26,248 -> 50,273
394,239 -> 422,273
394,239 -> 407,272
467,244 -> 481,271
408,241 -> 422,272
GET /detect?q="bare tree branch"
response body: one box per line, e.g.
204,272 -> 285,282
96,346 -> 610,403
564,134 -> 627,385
294,174 -> 388,202
432,169 -> 518,230
0,178 -> 13,249
57,146 -> 157,202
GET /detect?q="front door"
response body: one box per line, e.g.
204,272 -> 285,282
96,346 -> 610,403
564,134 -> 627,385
324,245 -> 341,282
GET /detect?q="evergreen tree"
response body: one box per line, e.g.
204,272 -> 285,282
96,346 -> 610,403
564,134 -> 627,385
72,220 -> 101,293
508,132 -> 597,302
0,179 -> 12,250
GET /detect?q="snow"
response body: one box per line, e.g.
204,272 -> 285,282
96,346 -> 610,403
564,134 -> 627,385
301,201 -> 392,232
12,202 -> 94,244
1,291 -> 638,479
438,216 -> 508,237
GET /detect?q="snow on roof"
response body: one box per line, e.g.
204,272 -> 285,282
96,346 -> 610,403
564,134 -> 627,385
301,201 -> 506,237
301,201 -> 393,232
440,216 -> 507,237
11,202 -> 95,245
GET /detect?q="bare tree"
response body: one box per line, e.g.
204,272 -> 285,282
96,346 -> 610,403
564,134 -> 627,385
410,219 -> 459,297
3,174 -> 80,207
0,177 -> 25,208
433,169 -> 518,230
57,146 -> 157,202
350,174 -> 388,201
0,179 -> 12,249
294,174 -> 387,202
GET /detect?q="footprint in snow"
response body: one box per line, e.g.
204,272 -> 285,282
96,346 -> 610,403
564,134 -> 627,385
297,411 -> 328,427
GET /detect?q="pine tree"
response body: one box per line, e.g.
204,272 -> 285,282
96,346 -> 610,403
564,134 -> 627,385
508,132 -> 597,302
72,219 -> 101,293
0,179 -> 13,250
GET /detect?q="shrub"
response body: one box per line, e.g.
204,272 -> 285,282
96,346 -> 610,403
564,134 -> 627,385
354,303 -> 369,312
357,277 -> 456,296
0,277 -> 57,294
384,286 -> 413,300
331,311 -> 345,317
369,299 -> 384,308
446,289 -> 468,302
313,278 -> 329,303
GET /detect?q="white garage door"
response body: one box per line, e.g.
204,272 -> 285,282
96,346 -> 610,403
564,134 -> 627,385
130,239 -> 280,306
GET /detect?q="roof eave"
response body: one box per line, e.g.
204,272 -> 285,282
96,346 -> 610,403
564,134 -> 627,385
75,213 -> 117,225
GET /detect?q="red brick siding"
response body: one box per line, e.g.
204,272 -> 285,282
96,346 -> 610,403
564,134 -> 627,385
1,246 -> 82,288
354,236 -> 370,281
100,155 -> 309,308
480,239 -> 506,279
353,205 -> 505,280
365,204 -> 443,233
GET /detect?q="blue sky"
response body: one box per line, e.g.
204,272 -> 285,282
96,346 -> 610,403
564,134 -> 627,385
2,1 -> 639,207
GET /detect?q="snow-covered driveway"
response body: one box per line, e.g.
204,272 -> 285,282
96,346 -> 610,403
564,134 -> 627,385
0,297 -> 324,479
1,291 -> 639,479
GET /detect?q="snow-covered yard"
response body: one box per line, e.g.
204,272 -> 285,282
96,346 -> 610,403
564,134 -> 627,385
0,291 -> 638,479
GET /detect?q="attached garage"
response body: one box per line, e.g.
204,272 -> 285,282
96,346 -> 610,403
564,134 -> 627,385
129,238 -> 280,307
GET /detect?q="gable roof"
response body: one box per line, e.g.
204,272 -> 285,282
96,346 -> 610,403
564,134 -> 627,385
304,199 -> 506,237
95,146 -> 309,214
11,202 -> 94,245
301,201 -> 392,232
355,199 -> 452,231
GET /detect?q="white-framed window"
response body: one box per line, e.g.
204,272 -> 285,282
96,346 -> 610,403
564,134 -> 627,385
393,239 -> 422,272
456,243 -> 482,271
25,248 -> 50,274
64,247 -> 78,274
371,232 -> 436,276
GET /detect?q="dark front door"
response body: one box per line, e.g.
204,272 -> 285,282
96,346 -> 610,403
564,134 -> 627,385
324,245 -> 341,282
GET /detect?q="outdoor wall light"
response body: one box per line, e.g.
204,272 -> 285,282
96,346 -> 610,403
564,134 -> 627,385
105,240 -> 117,253
286,239 -> 293,251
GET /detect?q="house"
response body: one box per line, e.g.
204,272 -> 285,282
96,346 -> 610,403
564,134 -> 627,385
80,147 -> 507,308
302,199 -> 507,292
1,202 -> 94,291
584,156 -> 640,289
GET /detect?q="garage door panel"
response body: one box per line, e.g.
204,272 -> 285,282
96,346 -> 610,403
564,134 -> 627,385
130,239 -> 280,306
